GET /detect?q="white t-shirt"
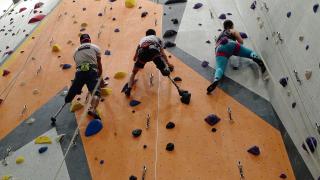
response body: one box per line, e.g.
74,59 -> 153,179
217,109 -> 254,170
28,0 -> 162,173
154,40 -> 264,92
138,35 -> 163,49
73,43 -> 101,67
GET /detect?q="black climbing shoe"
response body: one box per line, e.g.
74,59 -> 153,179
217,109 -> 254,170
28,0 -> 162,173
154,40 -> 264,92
124,87 -> 132,97
207,80 -> 219,94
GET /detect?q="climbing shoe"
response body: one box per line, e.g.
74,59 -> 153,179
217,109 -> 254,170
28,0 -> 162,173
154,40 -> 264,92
124,87 -> 132,97
160,68 -> 170,76
207,80 -> 219,94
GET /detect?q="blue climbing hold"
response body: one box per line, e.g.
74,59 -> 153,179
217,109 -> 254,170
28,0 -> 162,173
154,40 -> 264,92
85,119 -> 103,137
279,77 -> 288,87
193,3 -> 203,9
287,12 -> 291,18
104,50 -> 111,55
313,4 -> 319,13
239,32 -> 248,39
218,14 -> 226,20
38,146 -> 48,154
201,61 -> 209,68
129,100 -> 141,107
250,1 -> 257,10
204,114 -> 220,126
62,64 -> 72,69
247,145 -> 260,156
302,136 -> 317,153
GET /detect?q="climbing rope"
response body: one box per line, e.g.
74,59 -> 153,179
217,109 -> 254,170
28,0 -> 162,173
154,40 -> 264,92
232,0 -> 320,171
153,71 -> 161,180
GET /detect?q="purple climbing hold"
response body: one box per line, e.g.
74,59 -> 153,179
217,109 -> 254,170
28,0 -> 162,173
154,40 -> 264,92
100,160 -> 104,164
34,2 -> 44,9
129,100 -> 141,107
239,32 -> 248,39
227,13 -> 232,16
250,1 -> 257,10
98,13 -> 103,16
193,3 -> 203,9
141,11 -> 148,18
85,119 -> 103,137
313,4 -> 319,13
247,145 -> 260,156
302,136 -> 317,153
218,14 -> 226,20
61,64 -> 72,69
279,173 -> 287,179
279,77 -> 288,87
204,114 -> 220,126
104,50 -> 111,55
109,0 -> 116,2
292,102 -> 296,108
114,28 -> 120,33
201,61 -> 209,68
287,12 -> 291,18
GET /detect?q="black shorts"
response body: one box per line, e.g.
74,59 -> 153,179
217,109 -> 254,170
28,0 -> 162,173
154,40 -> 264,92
65,70 -> 101,103
134,48 -> 166,70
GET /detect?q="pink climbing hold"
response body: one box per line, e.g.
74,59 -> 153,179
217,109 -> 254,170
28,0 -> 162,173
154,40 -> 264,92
19,7 -> 27,13
2,69 -> 10,77
34,2 -> 44,9
28,14 -> 46,24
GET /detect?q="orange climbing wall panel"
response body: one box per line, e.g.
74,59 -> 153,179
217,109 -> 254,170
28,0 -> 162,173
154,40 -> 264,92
0,0 -> 295,179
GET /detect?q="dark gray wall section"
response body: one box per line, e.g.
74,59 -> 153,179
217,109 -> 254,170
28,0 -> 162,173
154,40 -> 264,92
160,2 -> 313,180
0,88 -> 92,180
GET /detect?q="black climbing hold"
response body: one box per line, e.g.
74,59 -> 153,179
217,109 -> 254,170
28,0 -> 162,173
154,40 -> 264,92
38,146 -> 48,154
138,6 -> 142,9
100,160 -> 104,164
173,77 -> 182,82
164,41 -> 176,48
218,14 -> 226,20
198,23 -> 202,26
193,3 -> 203,9
247,145 -> 260,156
302,136 -> 317,153
143,144 -> 147,149
239,32 -> 248,39
313,4 -> 319,13
129,100 -> 141,107
217,29 -> 222,31
132,110 -> 135,113
171,18 -> 179,24
211,128 -> 217,132
132,129 -> 142,137
227,13 -> 232,15
169,7 -> 172,9
141,11 -> 148,18
77,97 -> 81,101
129,175 -> 137,180
168,55 -> 172,58
266,37 -> 269,40
204,114 -> 220,126
114,28 -> 120,32
164,0 -> 186,5
279,173 -> 287,179
166,143 -> 174,151
98,13 -> 103,16
201,61 -> 209,68
206,40 -> 211,44
163,30 -> 177,38
112,17 -> 116,21
109,0 -> 116,2
163,13 -> 166,16
104,50 -> 111,55
166,122 -> 175,129
287,12 -> 291,18
306,45 -> 309,50
292,102 -> 296,108
82,8 -> 86,11
279,77 -> 288,87
100,98 -> 105,102
250,1 -> 257,10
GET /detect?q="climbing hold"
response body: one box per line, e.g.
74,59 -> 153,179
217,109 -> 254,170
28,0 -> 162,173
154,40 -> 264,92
204,114 -> 220,126
173,76 -> 182,82
218,14 -> 226,20
26,117 -> 35,124
28,14 -> 46,24
16,156 -> 25,164
143,144 -> 147,149
132,129 -> 142,137
70,101 -> 83,112
193,3 -> 203,9
239,32 -> 248,39
82,8 -> 86,11
211,128 -> 217,132
250,1 -> 257,10
2,69 -> 10,77
305,70 -> 312,80
302,136 -> 317,153
73,21 -> 78,24
129,175 -> 137,180
298,36 -> 304,42
19,7 -> 27,13
33,89 -> 40,95
201,61 -> 209,68
279,173 -> 287,179
166,122 -> 175,129
104,50 -> 111,55
52,44 -> 61,52
34,2 -> 44,9
247,146 -> 260,156
129,100 -> 141,107
1,175 -> 12,180
114,71 -> 127,79
166,143 -> 174,151
112,17 -> 116,21
38,146 -> 48,154
35,136 -> 52,144
306,45 -> 309,50
34,10 -> 38,14
98,13 -> 103,16
279,77 -> 288,87
100,160 -> 104,164
227,13 -> 232,15
164,0 -> 186,5
20,82 -> 26,86
80,28 -> 86,32
164,41 -> 176,48
85,119 -> 103,137
61,64 -> 72,69
125,0 -> 136,8
56,134 -> 66,143
101,88 -> 112,96
313,4 -> 319,13
286,12 -> 291,18
81,23 -> 88,28
141,11 -> 148,18
67,40 -> 73,44
292,102 -> 296,108
114,28 -> 120,32
206,40 -> 211,44
163,30 -> 177,38
171,18 -> 179,24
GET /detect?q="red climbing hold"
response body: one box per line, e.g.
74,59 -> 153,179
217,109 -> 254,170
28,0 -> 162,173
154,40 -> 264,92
34,2 -> 44,9
2,69 -> 10,77
28,14 -> 46,24
19,7 -> 27,13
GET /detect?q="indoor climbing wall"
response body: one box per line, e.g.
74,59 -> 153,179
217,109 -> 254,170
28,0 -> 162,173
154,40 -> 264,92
0,0 -> 312,179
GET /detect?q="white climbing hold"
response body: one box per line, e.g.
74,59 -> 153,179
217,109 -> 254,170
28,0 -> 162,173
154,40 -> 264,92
305,70 -> 312,80
26,117 -> 35,124
33,89 -> 40,95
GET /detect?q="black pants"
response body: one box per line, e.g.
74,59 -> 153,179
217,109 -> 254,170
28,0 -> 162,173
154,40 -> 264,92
134,48 -> 166,70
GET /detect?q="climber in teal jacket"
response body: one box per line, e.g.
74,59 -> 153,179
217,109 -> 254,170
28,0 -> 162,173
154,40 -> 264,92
207,20 -> 268,94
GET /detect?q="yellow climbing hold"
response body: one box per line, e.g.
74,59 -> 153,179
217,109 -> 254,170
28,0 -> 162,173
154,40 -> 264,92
125,0 -> 136,8
1,175 -> 12,180
114,71 -> 127,79
16,156 -> 25,164
52,44 -> 61,52
35,136 -> 52,144
101,88 -> 112,96
81,23 -> 88,28
70,101 -> 83,112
